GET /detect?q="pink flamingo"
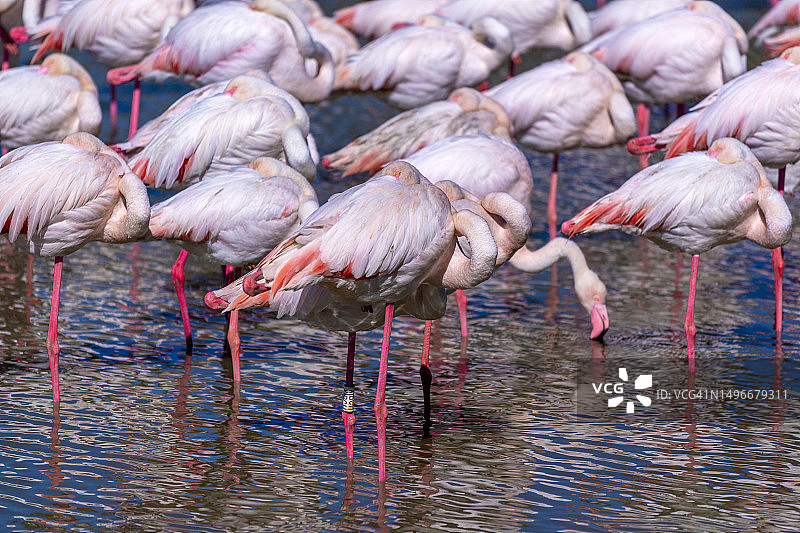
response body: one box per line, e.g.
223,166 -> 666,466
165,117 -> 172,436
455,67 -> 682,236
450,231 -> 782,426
0,132 -> 151,403
24,0 -> 194,136
148,157 -> 318,378
588,0 -> 690,38
436,0 -> 591,57
486,51 -> 636,238
579,1 -> 747,153
107,0 -> 335,105
121,74 -> 318,189
322,88 -> 512,176
627,47 -> 800,333
0,53 -> 100,151
333,16 -> 512,109
205,161 -> 498,480
562,138 -> 791,372
333,0 -> 450,40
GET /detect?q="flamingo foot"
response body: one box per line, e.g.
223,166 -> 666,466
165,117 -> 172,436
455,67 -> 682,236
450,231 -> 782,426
107,65 -> 139,85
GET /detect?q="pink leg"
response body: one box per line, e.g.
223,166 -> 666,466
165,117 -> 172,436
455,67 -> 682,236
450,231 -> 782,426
637,104 -> 651,170
47,257 -> 63,404
774,167 -> 786,333
171,250 -> 192,352
128,78 -> 141,139
1,147 -> 6,156
455,289 -> 468,338
109,83 -> 118,133
222,265 -> 235,355
375,302 -> 394,481
227,266 -> 243,382
420,320 -> 432,435
342,332 -> 356,460
547,153 -> 559,240
685,254 -> 699,373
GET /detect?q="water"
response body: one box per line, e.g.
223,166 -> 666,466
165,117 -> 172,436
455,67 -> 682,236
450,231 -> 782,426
1,1 -> 799,531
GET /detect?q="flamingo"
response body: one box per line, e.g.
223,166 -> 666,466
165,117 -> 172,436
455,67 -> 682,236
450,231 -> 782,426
205,161 -> 499,480
579,1 -> 747,150
627,47 -> 800,332
0,53 -> 100,151
333,16 -> 512,109
106,0 -> 335,105
0,132 -> 151,403
589,0 -> 690,38
508,238 -> 610,340
562,138 -> 792,372
113,71 -> 316,165
122,74 -> 318,189
333,0 -> 450,41
322,88 -> 513,176
23,0 -> 194,136
436,0 -> 591,57
486,51 -> 636,238
148,157 -> 318,377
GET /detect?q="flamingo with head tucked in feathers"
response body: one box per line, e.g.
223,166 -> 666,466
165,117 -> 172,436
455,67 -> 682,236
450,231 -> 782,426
122,74 -> 318,189
0,132 -> 151,403
205,161 -> 498,481
627,47 -> 800,333
0,53 -> 100,151
486,51 -> 636,238
333,16 -> 513,109
148,157 -> 319,377
107,0 -> 335,105
562,138 -> 792,372
333,0 -> 449,40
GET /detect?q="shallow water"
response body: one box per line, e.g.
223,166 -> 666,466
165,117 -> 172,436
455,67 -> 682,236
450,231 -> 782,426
1,1 -> 800,531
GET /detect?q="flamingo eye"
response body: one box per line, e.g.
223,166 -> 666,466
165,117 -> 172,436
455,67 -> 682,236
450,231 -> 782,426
483,37 -> 496,49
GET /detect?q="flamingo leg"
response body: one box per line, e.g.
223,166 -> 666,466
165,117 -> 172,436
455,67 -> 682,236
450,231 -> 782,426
47,256 -> 63,404
685,254 -> 699,373
128,78 -> 141,139
342,331 -> 356,459
227,266 -> 243,381
636,104 -> 650,169
547,153 -> 559,240
420,320 -> 432,436
109,83 -> 119,134
773,167 -> 786,333
170,250 -> 193,352
455,289 -> 468,338
375,302 -> 394,481
222,265 -> 235,356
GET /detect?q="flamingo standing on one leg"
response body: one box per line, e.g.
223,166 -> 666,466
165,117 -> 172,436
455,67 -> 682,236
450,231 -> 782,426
25,0 -> 194,136
147,157 -> 318,378
322,88 -> 513,176
562,138 -> 792,372
0,53 -> 100,151
106,0 -> 335,105
121,74 -> 318,189
627,47 -> 800,333
0,132 -> 151,403
204,161 -> 499,480
579,1 -> 747,166
486,51 -> 636,238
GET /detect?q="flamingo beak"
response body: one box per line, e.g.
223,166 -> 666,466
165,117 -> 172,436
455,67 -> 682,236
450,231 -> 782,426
590,301 -> 609,340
